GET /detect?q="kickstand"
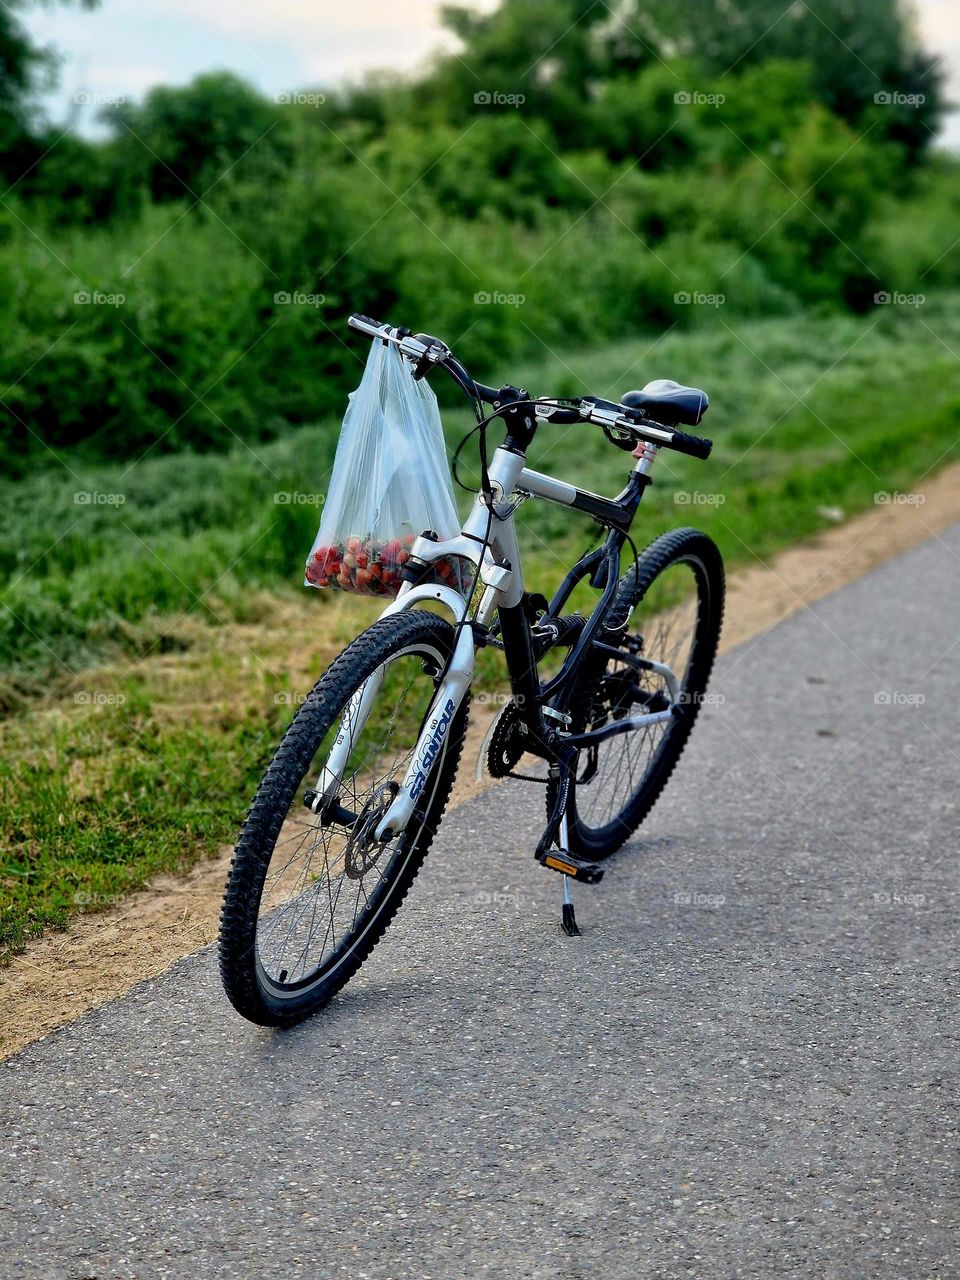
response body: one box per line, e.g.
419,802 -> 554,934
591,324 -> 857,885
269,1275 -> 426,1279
558,811 -> 581,936
560,874 -> 581,936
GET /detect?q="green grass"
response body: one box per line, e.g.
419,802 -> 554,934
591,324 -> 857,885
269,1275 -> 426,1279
0,685 -> 269,945
494,298 -> 960,596
3,296 -> 958,686
1,299 -> 958,956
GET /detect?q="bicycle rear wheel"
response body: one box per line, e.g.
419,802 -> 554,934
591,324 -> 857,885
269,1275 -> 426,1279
219,610 -> 468,1026
552,528 -> 724,860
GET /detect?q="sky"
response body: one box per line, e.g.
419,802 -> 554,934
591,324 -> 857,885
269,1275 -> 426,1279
23,0 -> 960,148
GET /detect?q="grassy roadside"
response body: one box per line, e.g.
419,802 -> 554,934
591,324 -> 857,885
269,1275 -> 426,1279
0,598 -> 373,957
4,297 -> 959,686
2,300 -> 958,957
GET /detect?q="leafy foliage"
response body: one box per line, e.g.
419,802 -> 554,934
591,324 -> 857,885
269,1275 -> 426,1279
0,0 -> 952,464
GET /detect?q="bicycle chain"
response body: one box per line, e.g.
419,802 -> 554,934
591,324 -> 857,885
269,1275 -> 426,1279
505,769 -> 548,785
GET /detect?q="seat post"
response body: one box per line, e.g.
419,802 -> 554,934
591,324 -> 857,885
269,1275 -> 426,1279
632,440 -> 659,476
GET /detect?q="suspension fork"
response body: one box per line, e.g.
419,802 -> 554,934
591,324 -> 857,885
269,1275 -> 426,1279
372,618 -> 476,839
306,578 -> 475,818
309,666 -> 388,810
306,619 -> 476,834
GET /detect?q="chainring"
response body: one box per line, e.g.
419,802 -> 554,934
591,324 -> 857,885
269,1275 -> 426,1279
485,699 -> 527,778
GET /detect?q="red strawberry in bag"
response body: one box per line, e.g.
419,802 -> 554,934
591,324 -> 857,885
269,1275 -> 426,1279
306,533 -> 468,597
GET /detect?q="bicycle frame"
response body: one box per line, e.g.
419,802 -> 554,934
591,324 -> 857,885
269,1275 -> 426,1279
313,429 -> 681,843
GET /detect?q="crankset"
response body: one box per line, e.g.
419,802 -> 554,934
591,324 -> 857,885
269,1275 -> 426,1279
481,693 -> 607,935
485,698 -> 527,778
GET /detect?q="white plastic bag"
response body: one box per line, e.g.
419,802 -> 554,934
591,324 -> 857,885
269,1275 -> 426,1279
305,340 -> 466,597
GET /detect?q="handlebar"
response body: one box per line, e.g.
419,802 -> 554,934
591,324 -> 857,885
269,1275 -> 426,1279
348,313 -> 451,370
668,429 -> 714,461
348,313 -> 499,401
347,313 -> 713,461
536,399 -> 712,460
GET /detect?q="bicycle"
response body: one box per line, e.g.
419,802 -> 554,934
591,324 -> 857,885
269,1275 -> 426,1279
219,314 -> 725,1026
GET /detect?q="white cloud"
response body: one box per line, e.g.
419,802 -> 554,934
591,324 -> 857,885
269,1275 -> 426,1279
155,0 -> 453,53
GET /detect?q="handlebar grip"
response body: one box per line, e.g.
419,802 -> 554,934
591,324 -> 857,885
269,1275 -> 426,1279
348,313 -> 386,337
668,428 -> 713,460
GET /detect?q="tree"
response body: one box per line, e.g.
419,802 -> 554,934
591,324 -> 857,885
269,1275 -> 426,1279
0,0 -> 98,155
106,73 -> 287,203
425,0 -> 643,144
630,0 -> 942,158
433,0 -> 942,161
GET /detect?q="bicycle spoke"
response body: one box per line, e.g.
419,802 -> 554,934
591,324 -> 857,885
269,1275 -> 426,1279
573,560 -> 702,835
252,643 -> 448,988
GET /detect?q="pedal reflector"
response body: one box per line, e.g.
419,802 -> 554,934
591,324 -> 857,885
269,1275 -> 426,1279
544,855 -> 580,876
537,851 -> 605,884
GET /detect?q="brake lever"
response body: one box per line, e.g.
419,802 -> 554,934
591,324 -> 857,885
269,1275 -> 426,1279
600,423 -> 637,452
409,334 -> 452,380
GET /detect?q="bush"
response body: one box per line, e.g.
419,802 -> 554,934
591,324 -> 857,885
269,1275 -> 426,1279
0,46 -> 954,467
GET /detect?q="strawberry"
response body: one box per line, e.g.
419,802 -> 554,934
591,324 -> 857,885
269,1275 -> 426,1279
305,533 -> 427,596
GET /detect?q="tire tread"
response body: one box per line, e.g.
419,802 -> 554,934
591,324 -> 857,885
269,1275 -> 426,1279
218,611 -> 467,1026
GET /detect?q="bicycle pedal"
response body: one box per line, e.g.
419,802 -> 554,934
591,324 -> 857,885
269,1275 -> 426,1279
536,850 -> 604,884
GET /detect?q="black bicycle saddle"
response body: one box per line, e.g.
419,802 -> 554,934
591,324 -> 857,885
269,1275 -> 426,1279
620,380 -> 709,427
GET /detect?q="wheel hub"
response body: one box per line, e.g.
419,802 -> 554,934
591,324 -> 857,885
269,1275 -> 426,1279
343,781 -> 400,879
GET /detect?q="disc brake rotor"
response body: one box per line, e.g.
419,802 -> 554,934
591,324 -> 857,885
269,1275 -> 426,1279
342,781 -> 400,880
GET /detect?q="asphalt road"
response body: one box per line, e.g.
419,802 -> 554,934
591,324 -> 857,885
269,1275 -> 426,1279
2,527 -> 958,1280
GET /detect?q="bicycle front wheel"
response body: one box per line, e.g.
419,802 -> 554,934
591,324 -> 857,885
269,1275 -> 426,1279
553,527 -> 724,860
219,610 -> 469,1026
